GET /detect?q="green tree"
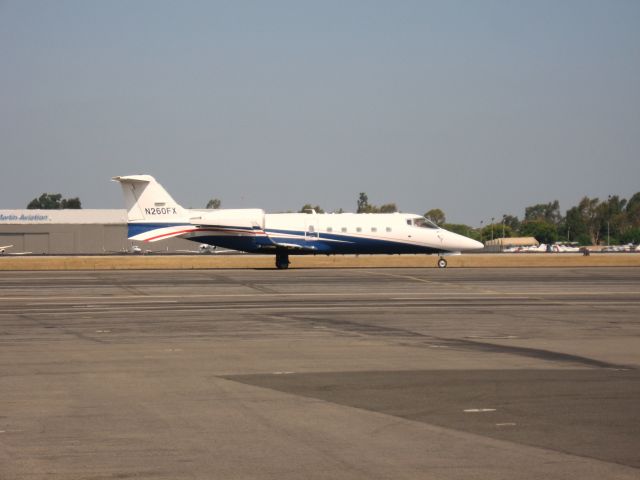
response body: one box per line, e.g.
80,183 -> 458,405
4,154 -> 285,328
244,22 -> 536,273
625,192 -> 640,228
27,193 -> 81,209
444,223 -> 479,241
524,200 -> 562,225
378,203 -> 398,213
206,198 -> 222,209
357,192 -> 372,213
27,193 -> 62,209
519,220 -> 558,244
600,195 -> 627,244
61,197 -> 81,209
480,223 -> 513,242
356,192 -> 396,213
577,196 -> 602,244
502,214 -> 520,231
299,204 -> 325,214
424,208 -> 445,225
620,227 -> 640,245
562,197 -> 601,245
564,205 -> 589,243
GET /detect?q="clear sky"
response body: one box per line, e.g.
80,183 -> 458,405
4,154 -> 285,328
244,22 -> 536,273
1,0 -> 638,225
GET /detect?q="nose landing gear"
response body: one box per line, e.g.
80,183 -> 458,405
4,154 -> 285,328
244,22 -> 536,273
437,257 -> 448,269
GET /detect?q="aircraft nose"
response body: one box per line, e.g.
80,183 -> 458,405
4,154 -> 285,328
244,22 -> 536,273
444,231 -> 484,251
468,238 -> 484,250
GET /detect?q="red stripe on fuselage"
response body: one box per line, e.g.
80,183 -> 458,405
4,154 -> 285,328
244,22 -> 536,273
144,227 -> 264,242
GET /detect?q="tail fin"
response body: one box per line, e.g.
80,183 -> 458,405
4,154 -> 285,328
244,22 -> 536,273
112,175 -> 187,223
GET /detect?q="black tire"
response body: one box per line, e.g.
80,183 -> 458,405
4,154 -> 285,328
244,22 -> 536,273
437,258 -> 447,269
275,254 -> 290,269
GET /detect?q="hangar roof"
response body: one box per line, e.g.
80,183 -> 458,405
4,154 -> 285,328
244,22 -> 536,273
484,237 -> 539,246
0,209 -> 127,225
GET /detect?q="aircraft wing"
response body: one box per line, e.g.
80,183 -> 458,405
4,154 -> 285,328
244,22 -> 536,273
269,241 -> 319,252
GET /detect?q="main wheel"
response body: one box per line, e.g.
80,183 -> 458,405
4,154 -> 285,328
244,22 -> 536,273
275,254 -> 290,269
437,258 -> 447,269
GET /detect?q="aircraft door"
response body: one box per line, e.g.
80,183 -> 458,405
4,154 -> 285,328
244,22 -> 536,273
305,214 -> 319,241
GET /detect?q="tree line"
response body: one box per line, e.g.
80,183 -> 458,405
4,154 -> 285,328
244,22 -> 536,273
27,193 -> 82,209
296,192 -> 398,215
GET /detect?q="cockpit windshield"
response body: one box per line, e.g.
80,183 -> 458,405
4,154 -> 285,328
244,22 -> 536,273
413,217 -> 439,229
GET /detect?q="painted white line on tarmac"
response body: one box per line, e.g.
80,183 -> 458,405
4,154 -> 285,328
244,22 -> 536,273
2,292 -> 511,301
6,290 -> 639,303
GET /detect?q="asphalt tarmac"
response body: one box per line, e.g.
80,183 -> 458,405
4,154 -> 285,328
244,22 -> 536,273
1,267 -> 639,479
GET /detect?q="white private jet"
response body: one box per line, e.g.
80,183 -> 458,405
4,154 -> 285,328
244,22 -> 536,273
113,175 -> 483,269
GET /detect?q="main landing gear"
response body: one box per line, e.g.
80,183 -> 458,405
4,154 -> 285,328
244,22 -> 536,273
437,257 -> 448,269
275,253 -> 290,270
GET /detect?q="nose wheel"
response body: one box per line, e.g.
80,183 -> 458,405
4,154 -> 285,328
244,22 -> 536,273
437,257 -> 447,269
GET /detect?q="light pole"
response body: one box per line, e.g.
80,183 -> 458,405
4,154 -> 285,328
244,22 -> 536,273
491,217 -> 495,242
501,215 -> 506,252
479,220 -> 484,243
607,195 -> 612,246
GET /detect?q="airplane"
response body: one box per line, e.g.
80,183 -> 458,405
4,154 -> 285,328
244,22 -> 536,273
0,245 -> 32,256
551,242 -> 581,253
102,245 -> 157,255
113,174 -> 483,269
177,244 -> 219,254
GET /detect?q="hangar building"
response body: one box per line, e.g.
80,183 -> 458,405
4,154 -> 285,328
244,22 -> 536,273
0,210 -> 195,254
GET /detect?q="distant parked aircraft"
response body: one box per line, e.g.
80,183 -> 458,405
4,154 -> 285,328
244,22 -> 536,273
177,244 -> 219,254
113,175 -> 483,269
551,243 -> 580,253
0,245 -> 32,256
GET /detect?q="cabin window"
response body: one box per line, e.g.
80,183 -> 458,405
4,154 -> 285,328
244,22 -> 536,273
413,217 -> 439,229
386,227 -> 392,232
406,219 -> 412,226
327,227 -> 333,233
356,227 -> 362,233
341,227 -> 347,233
371,227 -> 377,232
308,225 -> 315,232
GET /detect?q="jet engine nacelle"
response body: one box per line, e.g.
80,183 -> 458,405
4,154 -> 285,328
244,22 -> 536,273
189,209 -> 266,231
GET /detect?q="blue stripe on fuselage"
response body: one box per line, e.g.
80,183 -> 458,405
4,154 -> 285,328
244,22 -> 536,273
127,222 -> 188,238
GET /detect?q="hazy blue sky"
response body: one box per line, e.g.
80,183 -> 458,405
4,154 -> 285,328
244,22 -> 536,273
1,1 -> 638,224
